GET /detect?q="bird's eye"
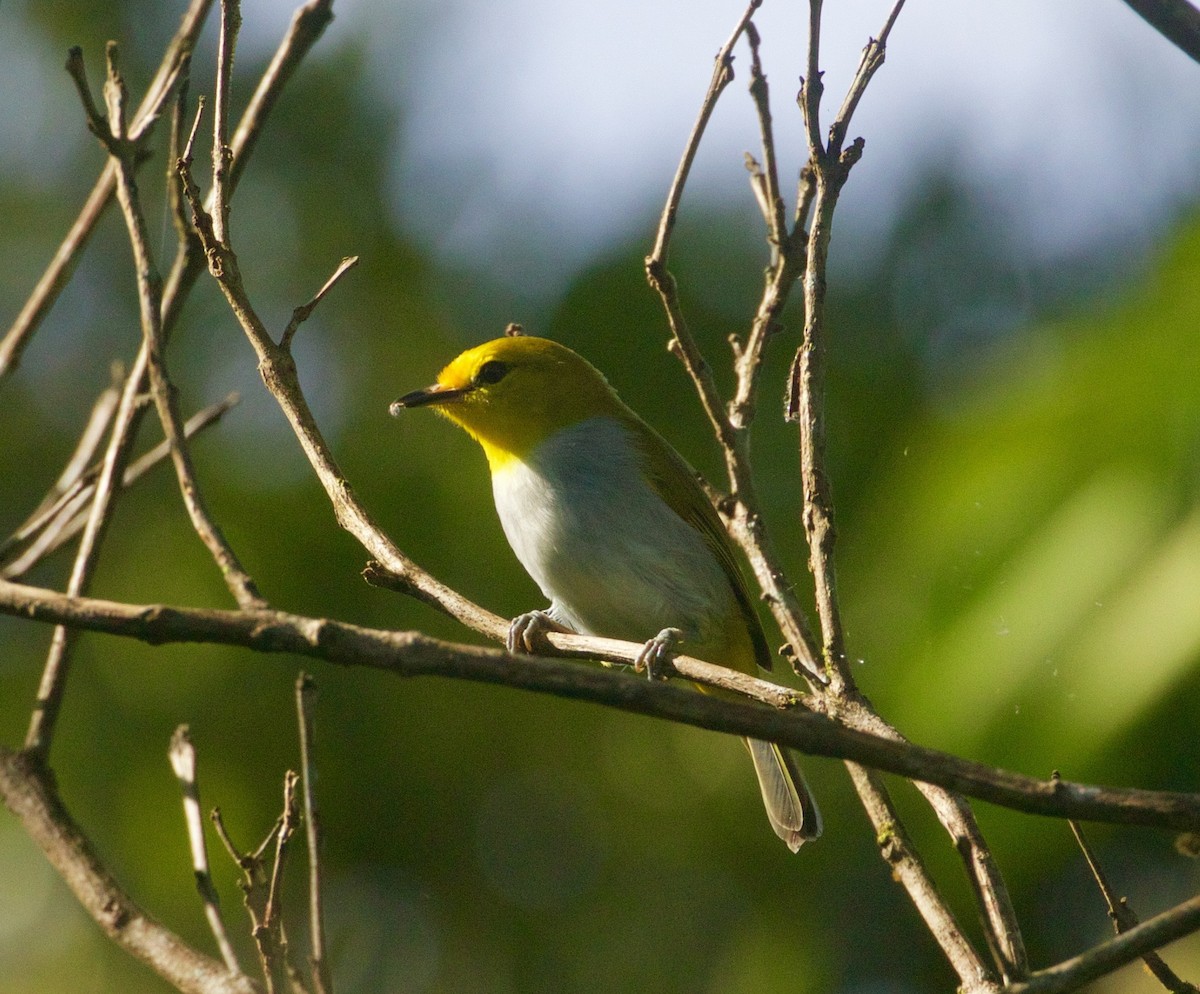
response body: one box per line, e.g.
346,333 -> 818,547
474,360 -> 509,386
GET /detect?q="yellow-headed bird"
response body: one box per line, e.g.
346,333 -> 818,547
391,335 -> 821,851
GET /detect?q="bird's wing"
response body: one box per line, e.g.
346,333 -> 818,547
631,418 -> 773,673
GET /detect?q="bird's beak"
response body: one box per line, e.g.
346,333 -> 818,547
388,383 -> 467,417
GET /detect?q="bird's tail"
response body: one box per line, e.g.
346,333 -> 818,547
745,738 -> 823,852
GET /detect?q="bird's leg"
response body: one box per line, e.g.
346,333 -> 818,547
507,609 -> 572,653
635,627 -> 684,681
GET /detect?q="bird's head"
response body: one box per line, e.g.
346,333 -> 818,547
390,336 -> 623,470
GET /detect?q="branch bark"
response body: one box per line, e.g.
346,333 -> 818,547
1122,0 -> 1200,63
3,576 -> 1200,836
0,0 -> 214,382
0,748 -> 260,994
1004,893 -> 1200,994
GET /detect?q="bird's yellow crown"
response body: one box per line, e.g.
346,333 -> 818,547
395,336 -> 628,470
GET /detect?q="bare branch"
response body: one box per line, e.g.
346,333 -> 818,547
295,674 -> 332,994
212,0 -> 242,245
264,771 -> 300,935
1004,893 -> 1200,994
92,42 -> 265,611
1,379 -> 120,560
16,0 -> 335,661
281,256 -> 359,350
0,748 -> 259,994
785,3 -> 1030,977
2,394 -> 240,579
227,0 -> 335,193
647,0 -> 760,269
644,0 -> 762,456
177,147 -> 502,644
24,350 -> 145,756
847,763 -> 999,991
1122,0 -> 1200,64
3,577 -> 1200,835
1068,813 -> 1199,993
800,0 -> 825,156
170,727 -> 244,976
65,46 -> 109,144
642,0 -> 825,678
0,0 -> 213,382
830,0 -> 908,155
213,784 -> 299,994
744,23 -> 787,255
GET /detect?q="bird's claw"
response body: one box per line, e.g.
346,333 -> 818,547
635,627 -> 683,681
507,610 -> 569,654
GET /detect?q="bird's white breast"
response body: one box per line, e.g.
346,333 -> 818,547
491,415 -> 731,643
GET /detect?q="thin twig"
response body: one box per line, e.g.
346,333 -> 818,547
95,42 -> 266,611
0,0 -> 214,382
648,0 -> 761,267
213,790 -> 295,994
830,0 -> 908,156
24,340 -> 144,757
1067,809 -> 1199,993
640,0 -> 825,679
727,18 -> 811,432
179,136 -> 491,636
281,256 -> 359,350
169,61 -> 196,252
2,394 -> 240,578
644,0 -> 762,458
788,13 -> 1032,979
0,380 -> 120,561
212,0 -> 242,246
0,749 -> 259,994
21,19 -> 215,758
2,486 -> 97,578
259,772 -> 301,994
227,0 -> 335,193
1004,893 -> 1200,994
801,0 -> 825,155
170,726 -> 243,975
744,23 -> 787,255
264,772 -> 300,928
295,674 -> 332,994
212,808 -> 254,871
31,0 -> 335,657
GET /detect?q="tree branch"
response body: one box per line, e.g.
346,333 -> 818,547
0,748 -> 260,994
169,727 -> 244,976
1,393 -> 241,579
0,0 -> 214,382
643,0 -> 761,463
295,674 -> 332,994
3,577 -> 1200,835
1067,815 -> 1199,993
847,762 -> 1000,992
89,41 -> 265,611
1121,0 -> 1200,64
1004,893 -> 1200,994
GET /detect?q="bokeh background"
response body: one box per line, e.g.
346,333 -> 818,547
2,1 -> 1200,991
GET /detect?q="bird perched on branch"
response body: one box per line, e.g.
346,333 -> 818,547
390,332 -> 821,851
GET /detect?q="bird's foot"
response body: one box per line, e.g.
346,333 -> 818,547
635,627 -> 684,681
507,610 -> 571,653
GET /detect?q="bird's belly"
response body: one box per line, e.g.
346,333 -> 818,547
492,421 -> 733,645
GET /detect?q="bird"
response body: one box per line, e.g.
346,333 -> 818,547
390,333 -> 821,851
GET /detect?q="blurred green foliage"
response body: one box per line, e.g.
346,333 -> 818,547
2,3 -> 1199,994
